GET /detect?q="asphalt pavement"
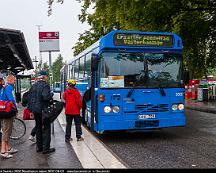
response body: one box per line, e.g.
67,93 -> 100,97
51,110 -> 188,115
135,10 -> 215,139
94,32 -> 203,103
1,97 -> 216,169
185,99 -> 216,113
96,108 -> 216,168
0,112 -> 82,169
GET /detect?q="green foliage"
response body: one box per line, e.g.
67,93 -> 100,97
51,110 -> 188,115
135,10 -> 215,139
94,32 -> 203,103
48,0 -> 216,78
47,0 -> 64,16
52,54 -> 64,83
74,0 -> 216,78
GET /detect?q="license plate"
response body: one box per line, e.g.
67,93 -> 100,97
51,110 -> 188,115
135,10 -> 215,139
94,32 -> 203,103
138,114 -> 156,119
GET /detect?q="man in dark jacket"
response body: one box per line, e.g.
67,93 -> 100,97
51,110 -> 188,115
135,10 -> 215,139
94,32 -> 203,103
28,70 -> 54,154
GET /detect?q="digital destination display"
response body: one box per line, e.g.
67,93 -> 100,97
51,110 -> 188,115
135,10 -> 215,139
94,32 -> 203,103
114,33 -> 174,47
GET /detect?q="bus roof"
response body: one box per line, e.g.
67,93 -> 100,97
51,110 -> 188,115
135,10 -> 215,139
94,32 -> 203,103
68,30 -> 182,64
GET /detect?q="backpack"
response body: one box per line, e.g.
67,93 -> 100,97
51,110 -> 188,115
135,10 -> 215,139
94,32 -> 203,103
0,86 -> 17,119
22,90 -> 30,107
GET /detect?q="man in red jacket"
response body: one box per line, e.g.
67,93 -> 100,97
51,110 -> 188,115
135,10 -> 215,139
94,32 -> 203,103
63,79 -> 84,142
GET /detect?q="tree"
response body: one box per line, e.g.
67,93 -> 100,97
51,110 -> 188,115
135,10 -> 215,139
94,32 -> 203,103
76,0 -> 216,78
52,54 -> 64,83
48,0 -> 216,78
47,0 -> 64,16
41,61 -> 50,76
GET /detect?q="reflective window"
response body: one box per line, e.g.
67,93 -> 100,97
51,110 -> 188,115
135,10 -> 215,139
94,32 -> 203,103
74,60 -> 79,79
80,56 -> 85,79
100,52 -> 183,88
85,53 -> 91,78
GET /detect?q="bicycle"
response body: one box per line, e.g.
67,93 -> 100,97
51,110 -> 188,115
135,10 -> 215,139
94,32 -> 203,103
10,117 -> 26,140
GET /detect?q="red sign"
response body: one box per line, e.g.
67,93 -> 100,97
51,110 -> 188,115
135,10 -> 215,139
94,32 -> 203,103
39,32 -> 59,39
39,31 -> 60,52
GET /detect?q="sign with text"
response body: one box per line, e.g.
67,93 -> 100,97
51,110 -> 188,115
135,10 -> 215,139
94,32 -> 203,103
39,32 -> 60,52
114,33 -> 174,47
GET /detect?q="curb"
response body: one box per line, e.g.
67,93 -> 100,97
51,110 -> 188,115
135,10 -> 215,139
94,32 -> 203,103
185,106 -> 216,114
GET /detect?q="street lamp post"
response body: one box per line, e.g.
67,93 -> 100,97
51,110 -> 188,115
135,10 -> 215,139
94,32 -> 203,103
36,24 -> 42,71
32,56 -> 38,70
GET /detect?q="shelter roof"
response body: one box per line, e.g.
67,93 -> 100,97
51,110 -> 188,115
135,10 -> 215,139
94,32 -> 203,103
0,28 -> 34,74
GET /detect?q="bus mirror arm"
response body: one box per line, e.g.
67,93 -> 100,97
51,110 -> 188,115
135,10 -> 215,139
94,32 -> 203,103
91,53 -> 98,71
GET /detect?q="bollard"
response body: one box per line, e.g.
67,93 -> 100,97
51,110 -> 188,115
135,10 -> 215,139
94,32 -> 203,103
197,88 -> 203,102
191,85 -> 198,100
213,85 -> 216,100
203,88 -> 208,102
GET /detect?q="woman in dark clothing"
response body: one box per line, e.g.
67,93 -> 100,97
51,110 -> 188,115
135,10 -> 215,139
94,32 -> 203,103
21,90 -> 36,143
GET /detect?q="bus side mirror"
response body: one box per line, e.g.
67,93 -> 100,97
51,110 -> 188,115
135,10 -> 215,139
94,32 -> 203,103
91,53 -> 98,71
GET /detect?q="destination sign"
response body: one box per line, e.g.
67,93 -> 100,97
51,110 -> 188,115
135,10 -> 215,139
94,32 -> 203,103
114,33 -> 174,47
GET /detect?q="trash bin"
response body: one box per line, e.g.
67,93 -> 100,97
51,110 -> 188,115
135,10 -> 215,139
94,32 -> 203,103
203,88 -> 208,101
198,88 -> 208,102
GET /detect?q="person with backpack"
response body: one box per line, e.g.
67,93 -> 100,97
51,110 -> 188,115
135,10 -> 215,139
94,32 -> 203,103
21,90 -> 36,143
28,70 -> 54,154
63,79 -> 84,142
0,74 -> 18,159
0,78 -> 5,145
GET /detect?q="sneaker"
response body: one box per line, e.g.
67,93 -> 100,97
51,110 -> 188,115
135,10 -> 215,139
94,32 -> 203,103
8,147 -> 18,154
29,135 -> 36,143
0,152 -> 13,159
65,138 -> 73,142
77,137 -> 84,141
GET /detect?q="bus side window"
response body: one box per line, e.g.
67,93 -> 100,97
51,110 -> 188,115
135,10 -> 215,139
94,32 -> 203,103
85,53 -> 91,79
74,60 -> 79,80
80,56 -> 85,79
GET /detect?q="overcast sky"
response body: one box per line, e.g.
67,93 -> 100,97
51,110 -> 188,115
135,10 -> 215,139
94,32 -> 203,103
0,0 -> 91,67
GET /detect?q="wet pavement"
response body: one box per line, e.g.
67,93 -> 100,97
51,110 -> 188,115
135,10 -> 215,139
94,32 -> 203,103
1,95 -> 216,169
185,99 -> 216,113
0,114 -> 82,169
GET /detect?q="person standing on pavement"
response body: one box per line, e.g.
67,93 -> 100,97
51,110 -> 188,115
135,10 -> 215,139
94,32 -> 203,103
0,78 -> 5,144
0,74 -> 18,159
28,70 -> 54,154
63,79 -> 84,142
21,89 -> 36,143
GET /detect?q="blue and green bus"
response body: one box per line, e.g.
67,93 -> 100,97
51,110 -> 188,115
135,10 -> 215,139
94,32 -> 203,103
60,30 -> 186,133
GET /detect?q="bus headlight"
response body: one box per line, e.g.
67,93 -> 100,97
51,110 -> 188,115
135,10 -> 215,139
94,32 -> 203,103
104,106 -> 111,113
178,104 -> 184,110
172,104 -> 178,111
113,106 -> 120,113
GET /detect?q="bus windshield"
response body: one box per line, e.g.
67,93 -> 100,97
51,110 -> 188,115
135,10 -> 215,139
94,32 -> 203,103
55,82 -> 60,87
100,52 -> 183,88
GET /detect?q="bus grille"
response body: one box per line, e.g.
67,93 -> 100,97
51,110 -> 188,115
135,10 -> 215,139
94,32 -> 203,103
135,120 -> 159,128
135,104 -> 169,112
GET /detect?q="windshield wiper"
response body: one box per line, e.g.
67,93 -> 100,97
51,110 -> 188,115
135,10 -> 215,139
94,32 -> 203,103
126,88 -> 135,98
158,84 -> 166,96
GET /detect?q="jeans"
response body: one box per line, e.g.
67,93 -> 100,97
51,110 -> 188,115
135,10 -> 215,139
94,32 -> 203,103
34,112 -> 51,151
65,115 -> 82,139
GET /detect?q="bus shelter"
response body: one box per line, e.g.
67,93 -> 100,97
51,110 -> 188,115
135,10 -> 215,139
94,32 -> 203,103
0,28 -> 34,102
